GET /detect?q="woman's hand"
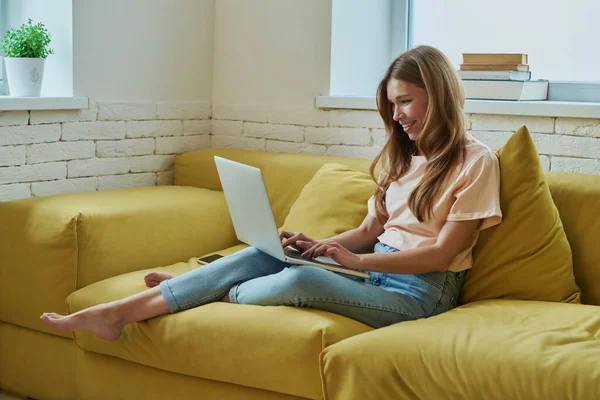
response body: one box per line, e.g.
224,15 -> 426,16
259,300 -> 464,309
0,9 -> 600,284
295,240 -> 364,271
279,230 -> 317,249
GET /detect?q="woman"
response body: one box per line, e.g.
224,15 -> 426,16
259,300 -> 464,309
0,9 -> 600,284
41,45 -> 501,340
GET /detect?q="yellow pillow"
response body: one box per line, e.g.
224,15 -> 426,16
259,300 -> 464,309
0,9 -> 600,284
280,163 -> 376,240
461,126 -> 581,304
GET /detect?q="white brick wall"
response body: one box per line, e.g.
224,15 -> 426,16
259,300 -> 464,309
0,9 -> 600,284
2,100 -> 599,202
0,100 -> 211,201
211,104 -> 600,178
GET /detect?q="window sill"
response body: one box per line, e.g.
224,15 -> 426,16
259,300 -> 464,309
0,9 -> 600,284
316,96 -> 600,119
0,96 -> 89,111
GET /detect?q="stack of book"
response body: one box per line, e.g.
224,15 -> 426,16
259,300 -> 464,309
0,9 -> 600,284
459,53 -> 548,101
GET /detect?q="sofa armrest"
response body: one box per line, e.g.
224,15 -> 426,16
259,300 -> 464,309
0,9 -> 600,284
0,186 -> 237,335
320,299 -> 600,400
73,186 -> 238,287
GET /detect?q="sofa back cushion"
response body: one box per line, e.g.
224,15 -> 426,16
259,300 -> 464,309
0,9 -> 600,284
461,126 -> 581,304
280,163 -> 377,240
175,148 -> 372,227
546,172 -> 600,305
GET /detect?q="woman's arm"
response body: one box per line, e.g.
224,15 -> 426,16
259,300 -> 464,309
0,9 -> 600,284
319,218 -> 481,274
281,213 -> 385,255
324,214 -> 385,254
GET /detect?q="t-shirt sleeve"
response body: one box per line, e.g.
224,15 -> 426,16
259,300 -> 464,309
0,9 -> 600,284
368,195 -> 377,218
447,151 -> 502,230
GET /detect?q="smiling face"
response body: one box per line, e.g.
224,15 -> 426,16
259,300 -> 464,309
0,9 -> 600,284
386,78 -> 429,145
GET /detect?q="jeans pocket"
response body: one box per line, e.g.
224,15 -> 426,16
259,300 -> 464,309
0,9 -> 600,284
414,272 -> 445,291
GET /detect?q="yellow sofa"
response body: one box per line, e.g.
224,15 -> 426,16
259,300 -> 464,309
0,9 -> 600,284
1,145 -> 599,400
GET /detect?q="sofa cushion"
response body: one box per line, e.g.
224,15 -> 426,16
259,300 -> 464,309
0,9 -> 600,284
461,126 -> 580,304
67,248 -> 372,400
175,148 -> 372,227
280,163 -> 376,240
321,299 -> 600,400
0,186 -> 239,338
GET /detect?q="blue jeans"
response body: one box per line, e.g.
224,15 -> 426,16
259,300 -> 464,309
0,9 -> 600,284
160,242 -> 465,328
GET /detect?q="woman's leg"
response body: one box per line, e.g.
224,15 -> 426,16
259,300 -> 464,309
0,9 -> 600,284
40,286 -> 168,341
159,247 -> 288,312
229,265 -> 430,329
40,247 -> 289,340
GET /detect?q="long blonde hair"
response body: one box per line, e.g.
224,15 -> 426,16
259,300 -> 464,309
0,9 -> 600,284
370,45 -> 467,224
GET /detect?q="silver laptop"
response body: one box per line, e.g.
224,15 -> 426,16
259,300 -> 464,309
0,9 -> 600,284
214,156 -> 369,279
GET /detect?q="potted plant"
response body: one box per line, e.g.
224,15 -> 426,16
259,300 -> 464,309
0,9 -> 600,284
0,18 -> 54,97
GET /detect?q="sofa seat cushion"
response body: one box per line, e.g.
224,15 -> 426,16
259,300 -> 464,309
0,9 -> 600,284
66,247 -> 372,400
321,299 -> 600,400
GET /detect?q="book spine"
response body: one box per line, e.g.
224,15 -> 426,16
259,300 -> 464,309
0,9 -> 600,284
462,54 -> 527,64
460,63 -> 529,71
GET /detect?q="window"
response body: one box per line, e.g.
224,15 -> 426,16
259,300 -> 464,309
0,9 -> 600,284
329,0 -> 410,98
410,0 -> 600,102
0,0 -> 73,97
326,0 -> 600,103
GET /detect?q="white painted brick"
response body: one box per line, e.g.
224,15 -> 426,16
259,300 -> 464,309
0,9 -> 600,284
155,136 -> 210,155
266,140 -> 327,156
305,127 -> 371,146
0,183 -> 30,201
157,170 -> 174,186
97,139 -> 155,158
244,122 -> 304,142
555,118 -> 600,138
129,155 -> 174,172
470,114 -> 554,133
0,124 -> 61,146
551,157 -> 600,175
68,158 -> 130,178
212,120 -> 243,136
211,136 -> 266,151
62,121 -> 126,141
157,101 -> 211,120
98,173 -> 156,191
532,133 -> 600,159
213,102 -> 270,123
126,120 -> 183,138
328,110 -> 383,129
326,145 -> 380,160
184,120 -> 211,136
0,162 -> 66,185
0,111 -> 28,126
465,113 -> 472,130
27,142 -> 95,164
371,129 -> 387,147
32,178 -> 98,197
30,100 -> 97,124
98,102 -> 156,121
268,105 -> 328,127
539,155 -> 550,172
0,146 -> 26,167
469,130 -> 514,151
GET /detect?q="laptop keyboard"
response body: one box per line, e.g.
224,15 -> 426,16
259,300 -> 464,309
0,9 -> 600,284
284,247 -> 340,266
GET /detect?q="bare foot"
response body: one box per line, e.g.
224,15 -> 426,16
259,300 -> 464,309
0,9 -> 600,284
40,303 -> 123,341
144,272 -> 176,288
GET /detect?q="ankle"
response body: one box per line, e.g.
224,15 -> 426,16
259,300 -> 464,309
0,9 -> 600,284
104,301 -> 126,327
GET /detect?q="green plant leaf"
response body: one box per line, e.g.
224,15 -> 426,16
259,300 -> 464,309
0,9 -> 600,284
0,18 -> 53,58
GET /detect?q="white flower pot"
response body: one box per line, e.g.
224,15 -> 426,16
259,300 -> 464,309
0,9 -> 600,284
4,57 -> 46,97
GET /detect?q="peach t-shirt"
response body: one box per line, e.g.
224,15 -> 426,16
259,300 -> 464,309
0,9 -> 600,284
367,135 -> 502,272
